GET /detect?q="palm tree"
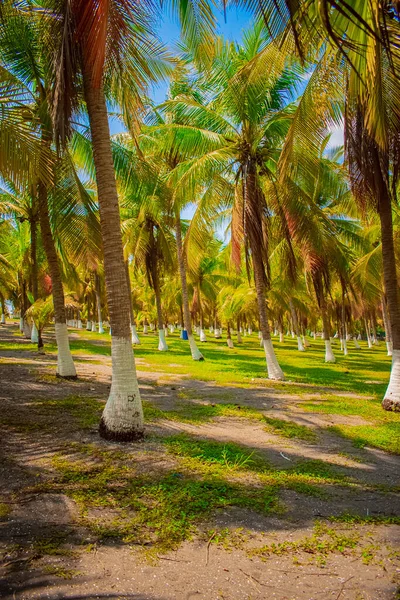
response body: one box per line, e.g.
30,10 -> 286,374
255,2 -> 400,408
0,5 -> 77,377
46,0 -> 217,438
153,27 -> 305,378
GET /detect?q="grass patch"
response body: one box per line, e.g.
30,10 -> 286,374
0,502 -> 11,518
328,423 -> 400,455
35,396 -> 103,430
263,416 -> 317,442
328,513 -> 400,525
163,434 -> 266,474
47,448 -> 279,554
43,566 -> 81,580
250,521 -> 359,564
144,400 -> 265,425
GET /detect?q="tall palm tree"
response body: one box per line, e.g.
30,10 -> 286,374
47,0 -> 215,438
153,27 -> 304,378
256,1 -> 400,408
0,5 -> 77,376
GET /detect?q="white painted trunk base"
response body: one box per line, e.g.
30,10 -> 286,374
279,333 -> 284,343
91,322 -> 96,332
101,336 -> 143,435
143,325 -> 148,334
77,320 -> 82,329
263,339 -> 284,380
98,322 -> 104,334
259,337 -> 263,347
86,321 -> 91,331
325,339 -> 336,363
55,323 -> 76,378
158,329 -> 168,351
297,336 -> 305,352
131,325 -> 140,345
214,329 -> 221,339
302,335 -> 310,347
258,331 -> 262,339
353,337 -> 361,350
23,320 -> 31,338
31,323 -> 39,344
237,332 -> 242,343
367,335 -> 373,349
227,338 -> 234,348
383,349 -> 400,409
313,332 -> 317,340
1,314 -> 5,324
387,341 -> 393,356
200,329 -> 207,342
188,333 -> 204,360
19,317 -> 24,332
343,339 -> 348,356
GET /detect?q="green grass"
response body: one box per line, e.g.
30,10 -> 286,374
144,399 -> 265,424
249,521 -> 360,564
263,416 -> 317,442
328,423 -> 400,454
63,328 -> 391,396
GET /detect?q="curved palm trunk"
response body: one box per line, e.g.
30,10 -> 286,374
38,180 -> 76,378
379,194 -> 400,410
318,283 -> 335,363
83,73 -> 143,439
289,299 -> 305,352
175,212 -> 203,360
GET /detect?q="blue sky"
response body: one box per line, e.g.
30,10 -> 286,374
150,4 -> 252,103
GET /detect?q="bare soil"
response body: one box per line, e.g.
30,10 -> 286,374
0,324 -> 399,600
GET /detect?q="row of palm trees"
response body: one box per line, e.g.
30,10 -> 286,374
0,1 -> 399,441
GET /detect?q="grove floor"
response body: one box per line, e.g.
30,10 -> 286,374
0,323 -> 399,600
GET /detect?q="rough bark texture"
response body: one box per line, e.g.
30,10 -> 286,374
175,212 -> 203,360
83,71 -> 143,438
38,177 -> 77,379
378,193 -> 400,410
244,168 -> 283,380
30,215 -> 38,301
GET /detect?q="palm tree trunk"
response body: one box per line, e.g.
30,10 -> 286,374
289,299 -> 305,352
237,318 -> 242,343
198,285 -> 207,342
0,293 -> 5,324
154,269 -> 168,352
251,241 -> 283,379
175,211 -> 203,360
227,322 -> 234,348
125,261 -> 140,345
30,214 -> 38,302
37,179 -> 76,378
378,193 -> 400,410
94,272 -> 104,333
83,73 -> 143,439
382,294 -> 392,356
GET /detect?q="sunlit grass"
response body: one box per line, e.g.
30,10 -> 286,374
64,328 -> 391,398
